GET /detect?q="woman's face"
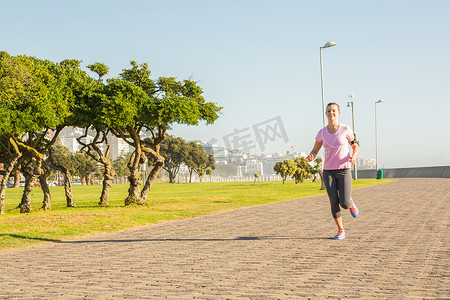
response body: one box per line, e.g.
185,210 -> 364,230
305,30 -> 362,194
326,104 -> 340,121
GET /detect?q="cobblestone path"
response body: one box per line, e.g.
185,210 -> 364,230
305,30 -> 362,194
0,178 -> 448,299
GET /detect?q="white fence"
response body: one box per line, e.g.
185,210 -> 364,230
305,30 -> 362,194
175,174 -> 292,183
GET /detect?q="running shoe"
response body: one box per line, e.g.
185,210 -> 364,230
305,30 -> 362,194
334,229 -> 345,239
349,198 -> 359,218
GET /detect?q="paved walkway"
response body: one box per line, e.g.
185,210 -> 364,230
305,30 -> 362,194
0,178 -> 449,299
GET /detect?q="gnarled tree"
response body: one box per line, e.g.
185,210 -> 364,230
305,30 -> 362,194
0,52 -> 28,214
48,143 -> 77,208
14,56 -> 75,213
293,157 -> 312,183
159,135 -> 188,183
0,53 -> 70,213
273,159 -> 296,184
184,142 -> 215,183
75,63 -> 115,205
104,61 -> 221,205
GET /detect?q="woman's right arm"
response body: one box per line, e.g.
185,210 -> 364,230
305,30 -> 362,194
305,140 -> 322,162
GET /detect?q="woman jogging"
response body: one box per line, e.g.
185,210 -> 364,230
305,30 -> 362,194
306,102 -> 360,239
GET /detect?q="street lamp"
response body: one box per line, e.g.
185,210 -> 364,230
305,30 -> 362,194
347,94 -> 357,180
319,41 -> 336,189
320,41 -> 337,128
375,99 -> 385,173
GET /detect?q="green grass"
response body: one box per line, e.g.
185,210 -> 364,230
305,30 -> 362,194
0,179 -> 393,251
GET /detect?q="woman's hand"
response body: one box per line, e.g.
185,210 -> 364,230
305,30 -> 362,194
305,154 -> 315,162
349,154 -> 356,164
306,141 -> 323,163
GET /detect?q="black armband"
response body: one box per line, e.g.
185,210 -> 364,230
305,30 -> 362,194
349,133 -> 359,145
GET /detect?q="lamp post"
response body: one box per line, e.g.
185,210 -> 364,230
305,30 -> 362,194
347,94 -> 357,180
320,41 -> 337,128
375,99 -> 385,173
319,41 -> 336,189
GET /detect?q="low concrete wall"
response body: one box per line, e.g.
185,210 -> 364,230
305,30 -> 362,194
355,166 -> 450,179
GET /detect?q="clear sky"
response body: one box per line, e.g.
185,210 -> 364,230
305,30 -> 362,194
1,0 -> 449,168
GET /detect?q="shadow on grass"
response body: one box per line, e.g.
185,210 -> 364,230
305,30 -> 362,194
0,234 -> 62,243
1,235 -> 332,249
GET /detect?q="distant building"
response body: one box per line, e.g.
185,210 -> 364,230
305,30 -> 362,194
259,154 -> 282,175
245,159 -> 264,175
200,142 -> 214,156
107,132 -> 131,160
357,157 -> 376,170
212,146 -> 229,164
198,141 -> 312,176
258,152 -> 307,175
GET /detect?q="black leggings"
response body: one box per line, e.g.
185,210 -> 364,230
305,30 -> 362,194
323,169 -> 352,219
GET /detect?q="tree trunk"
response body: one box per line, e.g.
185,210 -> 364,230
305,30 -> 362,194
168,171 -> 176,183
13,168 -> 20,188
124,147 -> 147,205
0,155 -> 21,214
39,171 -> 52,211
99,161 -> 113,206
19,172 -> 36,213
125,167 -> 143,205
0,174 -> 5,215
19,153 -> 44,213
63,169 -> 75,207
85,174 -> 92,185
141,159 -> 164,203
100,175 -> 112,206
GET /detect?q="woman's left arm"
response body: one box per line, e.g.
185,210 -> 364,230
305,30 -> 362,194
348,134 -> 359,164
